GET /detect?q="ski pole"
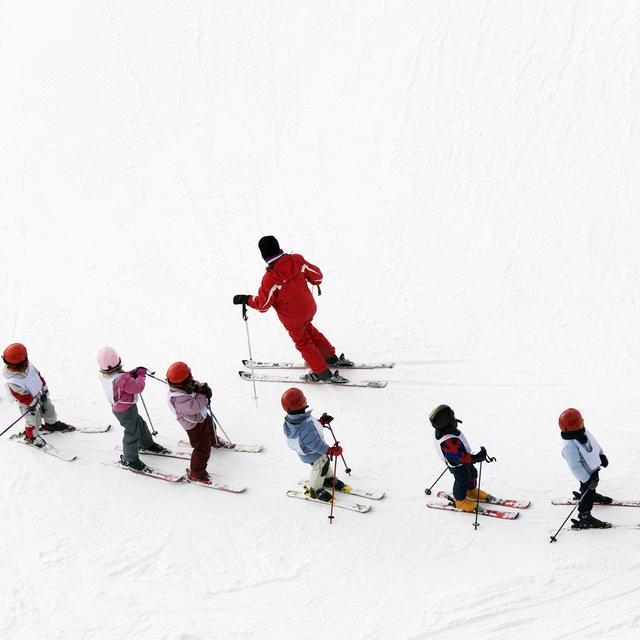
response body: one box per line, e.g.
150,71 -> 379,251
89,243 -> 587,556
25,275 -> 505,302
320,413 -> 351,475
147,372 -> 167,385
424,467 -> 448,496
241,303 -> 258,407
549,489 -> 591,543
473,460 -> 483,530
329,447 -> 339,524
139,393 -> 158,436
0,402 -> 38,438
207,404 -> 234,446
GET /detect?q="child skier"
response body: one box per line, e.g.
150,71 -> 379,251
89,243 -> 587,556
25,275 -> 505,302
233,235 -> 352,382
165,361 -> 226,484
2,342 -> 70,445
429,404 -> 490,512
96,346 -> 168,471
281,387 -> 345,501
558,408 -> 612,529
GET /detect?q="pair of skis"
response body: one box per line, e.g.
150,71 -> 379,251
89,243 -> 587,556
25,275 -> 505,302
426,491 -> 530,520
239,359 -> 394,389
286,481 -> 385,513
10,424 -> 111,462
107,460 -> 246,493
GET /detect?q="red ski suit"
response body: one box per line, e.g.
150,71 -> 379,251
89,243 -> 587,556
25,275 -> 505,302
247,253 -> 335,373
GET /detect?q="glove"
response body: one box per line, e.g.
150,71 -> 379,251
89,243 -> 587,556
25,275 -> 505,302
197,382 -> 213,400
233,294 -> 250,305
24,426 -> 35,441
327,445 -> 343,458
28,401 -> 38,415
319,413 -> 334,426
600,453 -> 609,468
471,446 -> 487,463
129,368 -> 139,379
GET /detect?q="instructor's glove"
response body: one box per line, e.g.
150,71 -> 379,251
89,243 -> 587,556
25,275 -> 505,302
327,445 -> 343,458
471,446 -> 487,463
319,413 -> 334,426
233,294 -> 250,305
600,453 -> 609,468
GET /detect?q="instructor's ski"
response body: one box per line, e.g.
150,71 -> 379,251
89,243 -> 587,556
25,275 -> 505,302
298,480 -> 384,500
239,370 -> 387,389
436,490 -> 529,509
243,359 -> 395,370
286,490 -> 371,513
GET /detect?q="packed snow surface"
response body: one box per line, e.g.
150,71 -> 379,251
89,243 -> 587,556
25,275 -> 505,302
2,2 -> 640,639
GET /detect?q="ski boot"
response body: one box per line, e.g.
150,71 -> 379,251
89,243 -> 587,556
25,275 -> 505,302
302,369 -> 348,384
325,353 -> 354,367
467,488 -> 493,501
304,486 -> 332,502
25,433 -> 46,448
302,368 -> 333,382
454,497 -> 478,512
187,469 -> 212,484
573,490 -> 612,505
43,421 -> 72,432
323,477 -> 347,491
142,442 -> 170,454
120,455 -> 149,472
570,512 -> 612,529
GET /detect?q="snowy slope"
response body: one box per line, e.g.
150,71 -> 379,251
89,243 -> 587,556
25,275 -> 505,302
2,2 -> 640,639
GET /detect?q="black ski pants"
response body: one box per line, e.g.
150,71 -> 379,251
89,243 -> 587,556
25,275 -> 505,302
449,464 -> 478,500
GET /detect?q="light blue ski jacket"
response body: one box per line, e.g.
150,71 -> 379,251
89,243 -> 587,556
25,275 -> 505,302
283,410 -> 329,464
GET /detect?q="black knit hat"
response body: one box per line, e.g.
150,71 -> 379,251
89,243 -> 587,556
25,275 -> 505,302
258,236 -> 282,261
429,404 -> 462,430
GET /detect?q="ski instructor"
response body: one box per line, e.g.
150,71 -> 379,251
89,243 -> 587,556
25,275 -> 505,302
233,235 -> 351,382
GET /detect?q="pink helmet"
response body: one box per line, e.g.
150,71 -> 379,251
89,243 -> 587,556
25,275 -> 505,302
97,346 -> 121,372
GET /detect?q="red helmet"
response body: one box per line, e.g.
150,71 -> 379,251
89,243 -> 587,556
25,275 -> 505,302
559,408 -> 584,432
166,361 -> 192,385
3,342 -> 28,367
281,387 -> 308,412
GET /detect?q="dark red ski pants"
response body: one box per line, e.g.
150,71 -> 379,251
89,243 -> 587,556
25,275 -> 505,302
285,319 -> 335,373
187,415 -> 216,479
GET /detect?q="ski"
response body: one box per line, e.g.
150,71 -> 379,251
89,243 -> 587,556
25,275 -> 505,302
13,437 -> 77,461
42,424 -> 111,434
552,498 -> 640,508
298,480 -> 384,500
559,523 -> 640,532
183,477 -> 246,493
177,439 -> 263,454
437,490 -> 529,509
239,370 -> 387,389
243,359 -> 395,370
105,460 -> 184,482
286,490 -> 371,513
121,446 -> 190,460
426,501 -> 518,520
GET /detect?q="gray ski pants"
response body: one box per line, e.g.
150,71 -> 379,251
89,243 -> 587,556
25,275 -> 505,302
113,405 -> 154,462
19,396 -> 57,431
